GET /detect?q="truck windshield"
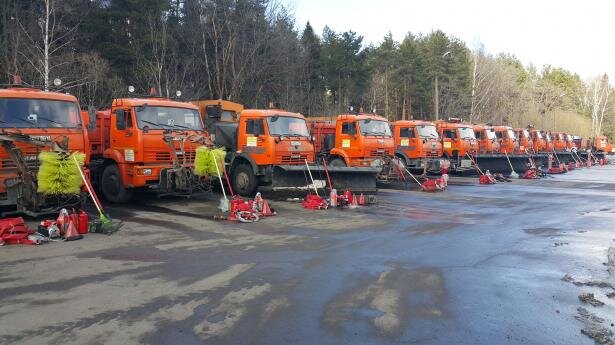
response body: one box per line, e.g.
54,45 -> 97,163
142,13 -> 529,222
486,129 -> 497,139
458,127 -> 476,139
266,116 -> 309,137
136,106 -> 202,130
507,129 -> 516,140
417,125 -> 439,138
0,98 -> 81,128
534,131 -> 543,139
358,119 -> 392,136
521,130 -> 530,138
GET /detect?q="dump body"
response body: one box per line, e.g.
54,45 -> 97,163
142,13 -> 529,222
309,114 -> 395,167
89,97 -> 208,202
514,128 -> 532,154
434,120 -> 478,158
0,87 -> 89,215
473,125 -> 500,154
493,126 -> 519,154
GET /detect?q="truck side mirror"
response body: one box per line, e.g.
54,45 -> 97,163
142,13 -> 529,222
87,105 -> 96,130
116,109 -> 126,130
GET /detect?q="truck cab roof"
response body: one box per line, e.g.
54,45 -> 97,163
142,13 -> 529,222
112,98 -> 198,110
393,120 -> 434,127
240,109 -> 305,119
0,87 -> 78,103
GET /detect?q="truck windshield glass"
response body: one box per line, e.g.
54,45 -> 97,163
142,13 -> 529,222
522,130 -> 530,138
266,116 -> 309,136
0,98 -> 81,128
417,125 -> 439,138
136,106 -> 202,130
486,129 -> 497,139
534,131 -> 543,139
358,120 -> 392,136
507,129 -> 516,140
458,127 -> 476,139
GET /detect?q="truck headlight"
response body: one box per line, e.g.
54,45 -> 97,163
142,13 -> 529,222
142,168 -> 152,175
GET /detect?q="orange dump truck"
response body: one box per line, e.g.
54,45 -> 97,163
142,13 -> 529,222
473,124 -> 500,154
193,101 -> 379,195
530,130 -> 547,153
88,97 -> 209,202
593,135 -> 613,154
550,132 -> 568,152
0,82 -> 90,216
309,114 -> 395,168
493,126 -> 519,154
434,119 -> 478,171
391,120 -> 443,172
514,128 -> 532,154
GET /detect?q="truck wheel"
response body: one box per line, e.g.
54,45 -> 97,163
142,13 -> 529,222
101,164 -> 133,203
329,158 -> 346,167
231,164 -> 257,196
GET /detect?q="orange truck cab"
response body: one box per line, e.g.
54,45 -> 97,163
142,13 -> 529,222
309,114 -> 395,167
593,135 -> 613,153
0,85 -> 90,216
550,132 -> 567,152
434,119 -> 478,159
564,133 -> 576,151
493,126 -> 519,154
529,130 -> 546,153
473,124 -> 500,154
514,128 -> 532,154
541,131 -> 555,152
88,97 -> 208,202
391,120 -> 443,171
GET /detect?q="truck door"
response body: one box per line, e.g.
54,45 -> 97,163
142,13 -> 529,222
239,117 -> 268,164
337,120 -> 361,161
442,129 -> 456,156
111,108 -> 139,164
399,127 -> 418,156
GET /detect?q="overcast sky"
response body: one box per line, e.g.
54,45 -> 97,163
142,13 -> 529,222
289,0 -> 614,80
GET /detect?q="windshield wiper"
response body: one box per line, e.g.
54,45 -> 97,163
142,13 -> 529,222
141,119 -> 172,129
36,116 -> 65,127
277,133 -> 308,137
364,131 -> 388,136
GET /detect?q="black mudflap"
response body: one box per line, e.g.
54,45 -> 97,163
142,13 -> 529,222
271,165 -> 380,194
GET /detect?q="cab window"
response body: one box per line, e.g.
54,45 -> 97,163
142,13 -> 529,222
341,122 -> 356,135
443,130 -> 456,139
399,128 -> 415,138
246,119 -> 264,135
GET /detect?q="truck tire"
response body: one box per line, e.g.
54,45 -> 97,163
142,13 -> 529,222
231,164 -> 257,196
101,164 -> 133,203
329,158 -> 346,167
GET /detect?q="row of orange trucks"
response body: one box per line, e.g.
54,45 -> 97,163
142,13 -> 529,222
0,78 -> 612,216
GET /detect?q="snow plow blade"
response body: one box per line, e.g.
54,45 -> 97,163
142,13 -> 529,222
271,165 -> 380,194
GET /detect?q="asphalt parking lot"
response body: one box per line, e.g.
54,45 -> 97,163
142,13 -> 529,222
1,166 -> 614,345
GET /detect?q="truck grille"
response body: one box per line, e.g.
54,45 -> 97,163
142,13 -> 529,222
370,149 -> 387,157
279,154 -> 308,164
149,150 -> 196,163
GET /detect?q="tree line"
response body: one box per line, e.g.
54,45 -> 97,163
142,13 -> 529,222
0,0 -> 612,137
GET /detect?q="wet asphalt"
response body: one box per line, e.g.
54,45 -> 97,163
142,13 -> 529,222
1,165 -> 614,345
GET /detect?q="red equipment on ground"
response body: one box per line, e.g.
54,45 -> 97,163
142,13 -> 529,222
0,217 -> 35,245
302,194 -> 328,210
